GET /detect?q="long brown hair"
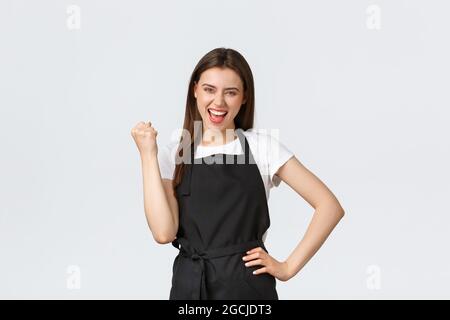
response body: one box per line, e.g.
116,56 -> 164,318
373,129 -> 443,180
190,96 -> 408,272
172,47 -> 255,190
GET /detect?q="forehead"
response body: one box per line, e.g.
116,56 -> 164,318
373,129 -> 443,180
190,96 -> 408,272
199,67 -> 243,89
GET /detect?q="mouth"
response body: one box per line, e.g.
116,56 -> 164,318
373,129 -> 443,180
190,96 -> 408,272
207,107 -> 228,124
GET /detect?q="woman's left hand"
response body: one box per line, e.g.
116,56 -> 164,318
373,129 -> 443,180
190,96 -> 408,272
242,247 -> 292,282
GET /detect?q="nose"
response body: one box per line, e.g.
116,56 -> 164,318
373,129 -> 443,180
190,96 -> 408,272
213,93 -> 226,107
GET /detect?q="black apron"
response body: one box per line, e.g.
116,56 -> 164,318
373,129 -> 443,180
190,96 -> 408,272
169,128 -> 278,300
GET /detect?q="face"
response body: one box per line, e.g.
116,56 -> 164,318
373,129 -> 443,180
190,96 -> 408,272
194,67 -> 246,137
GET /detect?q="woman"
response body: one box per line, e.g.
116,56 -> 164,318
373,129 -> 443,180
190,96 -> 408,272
131,47 -> 345,300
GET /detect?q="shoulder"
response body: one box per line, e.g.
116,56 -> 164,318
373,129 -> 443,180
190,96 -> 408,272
242,128 -> 270,148
242,128 -> 295,187
242,128 -> 290,156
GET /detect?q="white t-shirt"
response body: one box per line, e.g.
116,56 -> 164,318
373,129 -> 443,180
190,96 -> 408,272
157,128 -> 295,200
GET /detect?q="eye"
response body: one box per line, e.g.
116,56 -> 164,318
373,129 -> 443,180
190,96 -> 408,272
204,87 -> 214,93
227,91 -> 237,96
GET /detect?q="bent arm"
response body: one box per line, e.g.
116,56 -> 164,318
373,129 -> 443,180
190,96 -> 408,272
141,154 -> 179,244
276,156 -> 345,279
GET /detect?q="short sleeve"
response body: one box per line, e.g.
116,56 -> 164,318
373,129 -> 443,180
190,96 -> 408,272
267,134 -> 294,187
157,142 -> 176,180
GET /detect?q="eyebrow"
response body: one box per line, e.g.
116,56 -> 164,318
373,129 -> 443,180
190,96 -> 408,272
201,83 -> 240,92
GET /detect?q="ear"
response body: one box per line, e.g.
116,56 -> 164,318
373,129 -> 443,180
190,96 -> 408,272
193,81 -> 198,98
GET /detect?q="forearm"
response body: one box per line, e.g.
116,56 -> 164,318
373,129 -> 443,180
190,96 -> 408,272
285,203 -> 345,278
140,154 -> 177,243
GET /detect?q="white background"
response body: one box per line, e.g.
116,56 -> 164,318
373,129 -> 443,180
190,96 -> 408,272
1,0 -> 449,299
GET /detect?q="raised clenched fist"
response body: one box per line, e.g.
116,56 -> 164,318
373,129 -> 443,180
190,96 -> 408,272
131,121 -> 158,158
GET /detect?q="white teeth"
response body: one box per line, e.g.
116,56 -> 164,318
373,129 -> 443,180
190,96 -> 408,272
209,109 -> 227,116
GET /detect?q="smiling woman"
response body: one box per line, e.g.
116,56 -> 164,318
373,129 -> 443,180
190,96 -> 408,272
193,67 -> 248,142
131,47 -> 345,300
194,68 -> 245,126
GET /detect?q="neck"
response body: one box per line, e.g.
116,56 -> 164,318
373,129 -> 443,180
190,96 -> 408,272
201,125 -> 237,147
